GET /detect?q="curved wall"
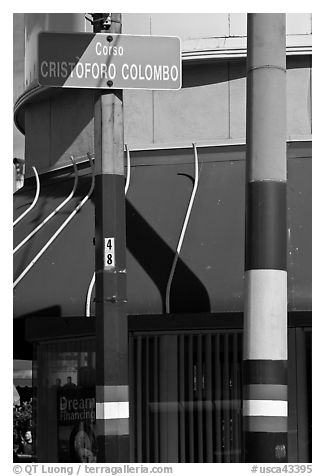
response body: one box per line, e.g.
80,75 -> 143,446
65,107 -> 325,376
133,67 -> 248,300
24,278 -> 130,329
22,56 -> 312,177
15,13 -> 312,175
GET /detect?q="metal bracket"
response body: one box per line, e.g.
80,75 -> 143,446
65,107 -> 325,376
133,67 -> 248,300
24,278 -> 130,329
85,13 -> 111,31
94,297 -> 127,304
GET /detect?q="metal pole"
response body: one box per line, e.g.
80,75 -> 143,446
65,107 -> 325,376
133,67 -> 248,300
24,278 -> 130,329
244,13 -> 287,462
93,13 -> 129,462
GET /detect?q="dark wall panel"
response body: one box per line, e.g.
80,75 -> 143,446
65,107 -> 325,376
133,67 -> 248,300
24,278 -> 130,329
13,145 -> 311,318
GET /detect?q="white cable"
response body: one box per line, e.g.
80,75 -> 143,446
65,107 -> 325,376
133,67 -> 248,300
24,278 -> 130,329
125,143 -> 131,194
85,272 -> 96,317
165,143 -> 200,314
13,154 -> 95,290
13,166 -> 40,227
13,157 -> 79,255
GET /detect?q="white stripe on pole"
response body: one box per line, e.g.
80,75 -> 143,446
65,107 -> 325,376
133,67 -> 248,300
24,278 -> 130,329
243,399 -> 288,417
244,269 -> 287,360
96,401 -> 129,420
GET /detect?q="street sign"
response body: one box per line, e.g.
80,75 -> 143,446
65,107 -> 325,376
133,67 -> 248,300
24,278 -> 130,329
37,32 -> 182,90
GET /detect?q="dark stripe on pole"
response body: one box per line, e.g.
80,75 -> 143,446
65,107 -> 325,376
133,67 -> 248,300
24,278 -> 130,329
95,174 -> 127,386
243,360 -> 287,385
244,416 -> 287,433
243,384 -> 287,401
245,181 -> 287,271
96,419 -> 129,436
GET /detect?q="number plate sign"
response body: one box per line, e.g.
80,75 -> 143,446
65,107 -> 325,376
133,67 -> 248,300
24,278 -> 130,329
104,238 -> 115,269
37,32 -> 181,90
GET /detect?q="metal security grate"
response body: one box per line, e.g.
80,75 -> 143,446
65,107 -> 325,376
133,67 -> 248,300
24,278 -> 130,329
129,331 -> 243,463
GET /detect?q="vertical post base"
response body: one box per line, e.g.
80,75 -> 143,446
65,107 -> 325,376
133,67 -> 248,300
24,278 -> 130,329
244,432 -> 288,463
97,435 -> 130,463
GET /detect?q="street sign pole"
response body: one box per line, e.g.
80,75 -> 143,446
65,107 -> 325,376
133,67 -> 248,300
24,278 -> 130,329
94,13 -> 129,462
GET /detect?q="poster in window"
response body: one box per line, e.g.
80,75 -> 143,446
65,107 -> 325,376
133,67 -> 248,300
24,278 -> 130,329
57,386 -> 96,462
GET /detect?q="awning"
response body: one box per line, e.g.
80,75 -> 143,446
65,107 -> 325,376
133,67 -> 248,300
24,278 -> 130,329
14,379 -> 33,387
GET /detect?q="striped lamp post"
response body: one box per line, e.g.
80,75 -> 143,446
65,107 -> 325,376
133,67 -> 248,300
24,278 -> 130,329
243,14 -> 288,462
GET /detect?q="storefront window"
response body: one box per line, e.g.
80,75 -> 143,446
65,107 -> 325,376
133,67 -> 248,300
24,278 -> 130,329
129,331 -> 243,463
33,328 -> 311,463
129,328 -> 312,463
34,337 -> 96,462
